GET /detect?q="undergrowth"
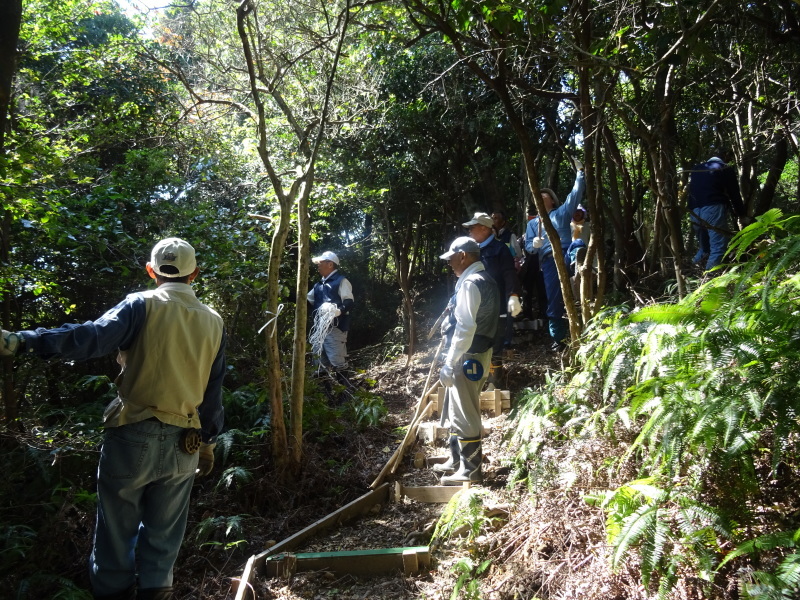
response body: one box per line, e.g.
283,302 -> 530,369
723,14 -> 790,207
505,210 -> 800,599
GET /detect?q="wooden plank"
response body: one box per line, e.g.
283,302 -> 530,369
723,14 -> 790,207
421,401 -> 436,419
416,423 -> 449,444
264,546 -> 431,578
478,389 -> 511,413
479,390 -> 511,401
403,549 -> 419,575
232,554 -> 256,600
242,482 -> 391,585
477,399 -> 510,411
398,484 -> 463,503
431,391 -> 511,415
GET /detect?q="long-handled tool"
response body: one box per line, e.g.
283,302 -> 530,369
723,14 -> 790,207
371,334 -> 447,489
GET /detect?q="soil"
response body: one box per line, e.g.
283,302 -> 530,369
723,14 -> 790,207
169,328 -> 648,600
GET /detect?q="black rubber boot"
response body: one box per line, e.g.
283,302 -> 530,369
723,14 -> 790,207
94,585 -> 136,600
138,588 -> 173,600
440,438 -> 483,485
432,433 -> 460,475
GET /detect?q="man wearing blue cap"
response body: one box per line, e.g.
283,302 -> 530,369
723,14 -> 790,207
687,148 -> 749,271
435,236 -> 499,485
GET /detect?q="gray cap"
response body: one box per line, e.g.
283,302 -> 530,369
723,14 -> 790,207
440,236 -> 480,259
462,212 -> 493,228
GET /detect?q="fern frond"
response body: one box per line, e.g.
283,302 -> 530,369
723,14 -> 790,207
718,529 -> 800,569
611,496 -> 666,569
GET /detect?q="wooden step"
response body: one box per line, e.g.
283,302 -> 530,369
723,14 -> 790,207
264,546 -> 431,577
424,389 -> 511,418
394,481 -> 472,503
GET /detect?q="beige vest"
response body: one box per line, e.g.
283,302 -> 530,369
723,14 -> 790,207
103,284 -> 224,430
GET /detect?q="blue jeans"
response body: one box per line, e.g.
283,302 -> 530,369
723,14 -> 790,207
691,203 -> 730,270
541,254 -> 567,343
89,419 -> 198,596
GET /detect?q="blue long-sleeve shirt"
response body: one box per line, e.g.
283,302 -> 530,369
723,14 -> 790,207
19,288 -> 226,443
525,171 -> 586,259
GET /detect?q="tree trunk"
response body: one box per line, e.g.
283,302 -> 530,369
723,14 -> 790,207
754,136 -> 788,215
576,2 -> 602,328
383,203 -> 417,362
1,0 -> 22,424
263,197 -> 291,471
290,171 -> 312,466
238,0 -> 290,471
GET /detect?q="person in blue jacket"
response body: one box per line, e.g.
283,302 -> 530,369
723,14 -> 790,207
525,169 -> 586,350
1,238 -> 226,600
687,148 -> 749,271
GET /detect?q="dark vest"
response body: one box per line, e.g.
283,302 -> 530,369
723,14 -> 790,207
313,271 -> 350,331
445,269 -> 499,353
497,228 -> 513,245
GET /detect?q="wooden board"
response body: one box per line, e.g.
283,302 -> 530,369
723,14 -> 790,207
370,380 -> 442,489
429,390 -> 511,417
396,483 -> 465,503
264,546 -> 431,577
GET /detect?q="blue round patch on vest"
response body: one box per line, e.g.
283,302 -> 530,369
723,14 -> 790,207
462,359 -> 484,381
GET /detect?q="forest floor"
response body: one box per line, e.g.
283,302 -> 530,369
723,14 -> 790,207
172,327 -> 654,600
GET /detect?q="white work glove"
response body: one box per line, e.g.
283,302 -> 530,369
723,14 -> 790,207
507,296 -> 522,317
0,330 -> 22,357
323,302 -> 342,317
439,364 -> 456,388
570,155 -> 584,172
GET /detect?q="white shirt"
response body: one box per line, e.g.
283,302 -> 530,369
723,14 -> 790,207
444,261 -> 486,367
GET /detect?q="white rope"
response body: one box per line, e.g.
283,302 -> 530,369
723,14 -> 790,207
258,303 -> 284,336
309,302 -> 338,356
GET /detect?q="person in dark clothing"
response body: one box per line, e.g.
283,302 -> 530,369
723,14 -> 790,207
491,210 -> 522,269
491,210 -> 522,347
463,212 -> 521,383
687,148 -> 749,271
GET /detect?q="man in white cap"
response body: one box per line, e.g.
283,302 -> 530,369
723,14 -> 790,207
435,236 -> 499,485
463,212 -> 521,385
0,237 -> 226,600
307,250 -> 354,372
